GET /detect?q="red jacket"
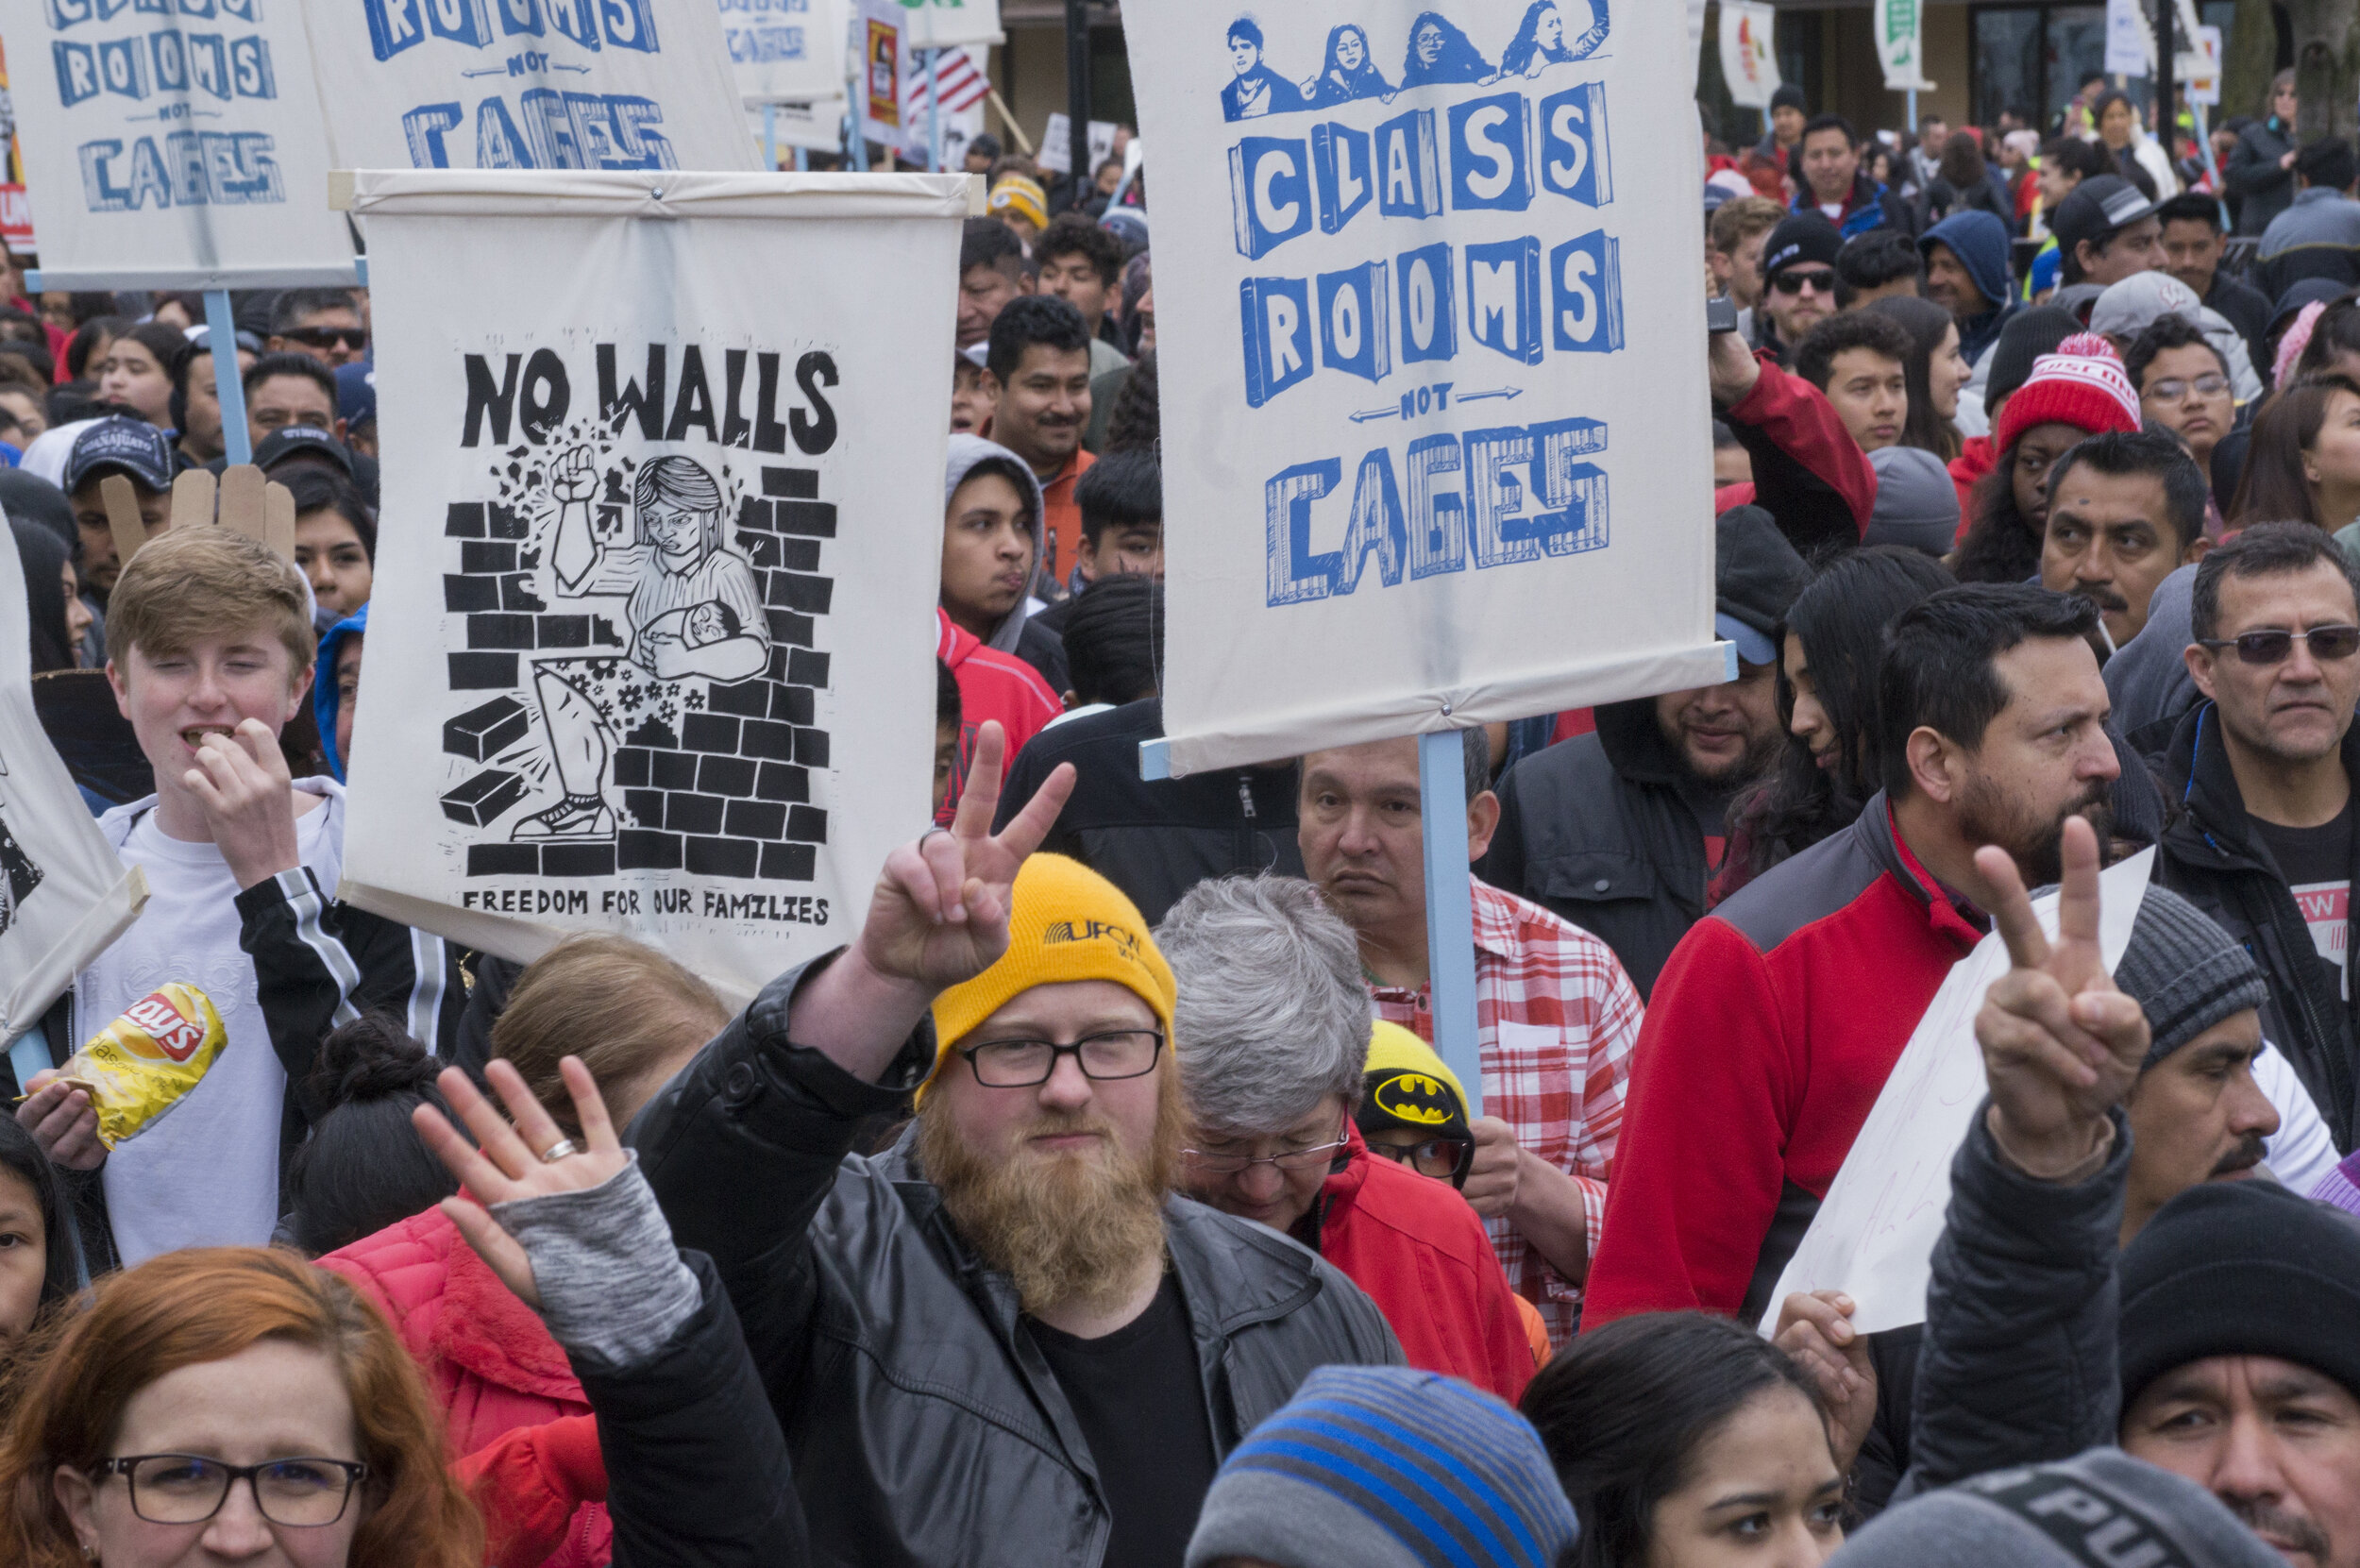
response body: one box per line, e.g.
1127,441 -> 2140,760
1305,1126 -> 1536,1403
1716,352 -> 1877,556
319,1208 -> 609,1568
936,608 -> 1061,823
1950,437 -> 1997,543
1583,800 -> 1983,1328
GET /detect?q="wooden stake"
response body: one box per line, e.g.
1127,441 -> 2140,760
170,468 -> 216,531
99,476 -> 147,569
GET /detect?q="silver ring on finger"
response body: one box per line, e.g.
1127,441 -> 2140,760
536,1137 -> 581,1164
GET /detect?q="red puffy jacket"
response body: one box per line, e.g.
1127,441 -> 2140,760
1309,1125 -> 1538,1404
319,1208 -> 609,1568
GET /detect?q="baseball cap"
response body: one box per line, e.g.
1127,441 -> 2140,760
2049,175 -> 2158,261
64,416 -> 175,495
335,362 -> 376,430
252,426 -> 353,477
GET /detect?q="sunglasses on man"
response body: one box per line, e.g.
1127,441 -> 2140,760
1768,268 -> 1837,296
2198,625 -> 2360,666
281,326 -> 367,351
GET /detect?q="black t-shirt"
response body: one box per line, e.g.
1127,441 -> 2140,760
2253,806 -> 2354,998
1027,1273 -> 1218,1568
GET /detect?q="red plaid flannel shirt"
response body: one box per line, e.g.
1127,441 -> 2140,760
1371,879 -> 1644,1348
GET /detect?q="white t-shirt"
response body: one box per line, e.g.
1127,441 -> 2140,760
77,787 -> 342,1266
2259,1042 -> 2339,1200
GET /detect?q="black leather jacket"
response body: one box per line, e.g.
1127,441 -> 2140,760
629,956 -> 1404,1567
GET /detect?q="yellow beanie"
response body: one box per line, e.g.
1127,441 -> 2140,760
926,854 -> 1176,1087
988,175 -> 1048,229
1358,1020 -> 1472,1141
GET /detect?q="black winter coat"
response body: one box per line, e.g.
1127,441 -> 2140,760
582,1251 -> 807,1568
1899,1104 -> 2129,1498
1476,701 -> 1733,998
2145,703 -> 2360,1152
994,698 -> 1304,926
2226,116 -> 2299,236
629,957 -> 1404,1568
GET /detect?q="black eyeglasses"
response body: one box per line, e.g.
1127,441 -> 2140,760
281,327 -> 366,350
93,1456 -> 368,1527
2199,625 -> 2360,665
1769,269 -> 1837,296
1365,1135 -> 1475,1183
955,1030 -> 1163,1087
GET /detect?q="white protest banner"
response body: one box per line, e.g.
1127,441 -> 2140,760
296,0 -> 758,172
1686,0 -> 1706,91
0,521 -> 145,1032
0,0 -> 354,286
2183,25 -> 2221,106
750,99 -> 847,153
1874,0 -> 1933,93
1035,111 -> 1111,177
902,0 -> 997,50
1720,0 -> 1778,110
725,0 -> 845,105
1761,850 -> 2155,1336
2105,0 -> 2150,77
1124,0 -> 1726,774
339,169 -> 964,1002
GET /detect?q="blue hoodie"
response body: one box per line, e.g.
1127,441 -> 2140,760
315,602 -> 365,784
1920,211 -> 2020,363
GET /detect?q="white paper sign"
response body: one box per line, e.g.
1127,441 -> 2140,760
0,0 -> 356,287
2105,0 -> 2151,77
1686,0 -> 1707,91
750,99 -> 847,156
339,169 -> 963,1003
1036,111 -> 1112,177
1124,0 -> 1727,775
0,521 -> 146,1032
1874,0 -> 1933,93
1720,0 -> 1778,110
902,0 -> 998,50
295,0 -> 759,172
854,0 -> 901,145
1761,850 -> 2156,1337
2183,25 -> 2222,106
725,0 -> 846,105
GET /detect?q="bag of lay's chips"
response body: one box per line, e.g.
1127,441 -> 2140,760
51,984 -> 227,1148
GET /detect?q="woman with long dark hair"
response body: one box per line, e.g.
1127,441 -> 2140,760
1866,295 -> 1969,462
2230,375 -> 2360,533
1396,11 -> 1492,87
1715,547 -> 1954,901
1300,24 -> 1390,105
1524,1312 -> 1846,1568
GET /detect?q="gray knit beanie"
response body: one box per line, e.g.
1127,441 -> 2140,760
1184,1366 -> 1576,1568
1863,446 -> 1961,557
2112,885 -> 2268,1071
1829,1450 -> 2282,1566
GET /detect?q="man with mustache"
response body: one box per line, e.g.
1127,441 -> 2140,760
2037,430 -> 2211,652
1588,585 -> 2126,1325
2151,524 -> 2360,1152
1479,507 -> 1809,995
982,295 -> 1096,589
1844,818 -> 2360,1568
631,726 -> 1400,1568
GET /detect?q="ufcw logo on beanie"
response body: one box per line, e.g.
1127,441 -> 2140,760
925,855 -> 1177,1089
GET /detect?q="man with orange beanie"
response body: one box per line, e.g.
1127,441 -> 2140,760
632,725 -> 1400,1568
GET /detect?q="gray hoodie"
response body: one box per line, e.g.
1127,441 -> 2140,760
2104,562 -> 2199,741
943,432 -> 1049,658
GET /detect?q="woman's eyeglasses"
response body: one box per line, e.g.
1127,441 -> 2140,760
93,1456 -> 368,1527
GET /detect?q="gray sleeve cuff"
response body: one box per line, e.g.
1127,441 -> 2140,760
490,1152 -> 701,1373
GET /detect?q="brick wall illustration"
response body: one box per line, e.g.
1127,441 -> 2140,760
436,463 -> 834,883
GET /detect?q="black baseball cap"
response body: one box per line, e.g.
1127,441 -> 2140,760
64,416 -> 175,495
252,426 -> 354,477
2049,175 -> 2158,258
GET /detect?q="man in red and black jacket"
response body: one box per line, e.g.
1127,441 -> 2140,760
1585,586 -> 2126,1329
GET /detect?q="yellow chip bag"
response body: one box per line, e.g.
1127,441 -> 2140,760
54,984 -> 227,1149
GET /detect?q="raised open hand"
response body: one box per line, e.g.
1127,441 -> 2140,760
412,1056 -> 630,1309
1971,815 -> 2148,1178
854,721 -> 1074,991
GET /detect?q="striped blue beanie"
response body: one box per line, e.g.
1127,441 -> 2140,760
1184,1366 -> 1577,1568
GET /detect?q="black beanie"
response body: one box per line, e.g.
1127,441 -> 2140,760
2118,1180 -> 2360,1410
1760,212 -> 1846,282
1982,306 -> 2082,419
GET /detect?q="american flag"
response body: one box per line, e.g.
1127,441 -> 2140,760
902,44 -> 988,116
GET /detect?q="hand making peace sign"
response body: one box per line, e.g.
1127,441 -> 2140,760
1971,815 -> 2150,1179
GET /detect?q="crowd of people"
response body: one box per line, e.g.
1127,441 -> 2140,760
0,44 -> 2352,1568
